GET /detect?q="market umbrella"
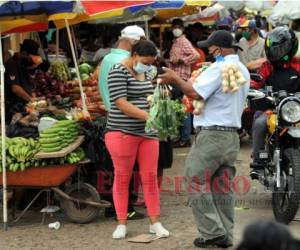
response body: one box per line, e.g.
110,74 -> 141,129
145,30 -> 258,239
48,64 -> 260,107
129,0 -> 212,22
0,1 -> 75,33
53,0 -> 155,29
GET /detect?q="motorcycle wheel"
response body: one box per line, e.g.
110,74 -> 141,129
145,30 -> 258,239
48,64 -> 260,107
272,148 -> 300,224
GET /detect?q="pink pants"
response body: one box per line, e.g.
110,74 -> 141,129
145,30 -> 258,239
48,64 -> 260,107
105,131 -> 160,220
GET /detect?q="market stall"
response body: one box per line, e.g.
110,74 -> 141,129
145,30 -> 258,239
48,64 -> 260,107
0,0 -> 215,229
0,0 -> 116,229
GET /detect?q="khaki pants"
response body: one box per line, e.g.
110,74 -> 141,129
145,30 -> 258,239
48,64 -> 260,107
185,129 -> 239,243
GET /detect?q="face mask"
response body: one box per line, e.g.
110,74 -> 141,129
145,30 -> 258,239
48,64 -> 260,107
133,62 -> 151,74
242,31 -> 251,40
210,48 -> 224,62
173,28 -> 183,37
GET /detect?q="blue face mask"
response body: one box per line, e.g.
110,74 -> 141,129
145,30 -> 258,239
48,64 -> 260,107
133,62 -> 151,74
210,48 -> 224,62
215,54 -> 225,62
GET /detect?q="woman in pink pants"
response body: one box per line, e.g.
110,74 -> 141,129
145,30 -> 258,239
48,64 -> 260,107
105,40 -> 169,239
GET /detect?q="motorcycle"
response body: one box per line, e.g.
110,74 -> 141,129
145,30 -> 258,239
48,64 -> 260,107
252,88 -> 300,224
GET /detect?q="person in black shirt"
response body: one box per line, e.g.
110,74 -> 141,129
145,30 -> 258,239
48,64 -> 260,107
4,39 -> 49,123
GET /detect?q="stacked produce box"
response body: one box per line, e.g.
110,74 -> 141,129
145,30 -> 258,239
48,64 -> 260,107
70,63 -> 105,114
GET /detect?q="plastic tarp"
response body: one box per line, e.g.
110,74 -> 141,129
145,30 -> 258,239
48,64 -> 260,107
185,3 -> 230,20
217,0 -> 276,11
269,0 -> 300,25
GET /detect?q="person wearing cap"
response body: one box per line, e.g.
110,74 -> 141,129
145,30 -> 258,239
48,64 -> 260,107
237,20 -> 266,70
169,18 -> 200,147
98,25 -> 146,221
4,39 -> 48,123
158,30 -> 250,248
99,25 -> 145,112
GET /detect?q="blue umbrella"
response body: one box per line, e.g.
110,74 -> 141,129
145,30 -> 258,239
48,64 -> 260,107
129,0 -> 185,12
0,1 -> 74,17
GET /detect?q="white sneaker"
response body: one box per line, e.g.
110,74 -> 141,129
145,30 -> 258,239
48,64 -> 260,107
112,225 -> 127,239
149,222 -> 170,238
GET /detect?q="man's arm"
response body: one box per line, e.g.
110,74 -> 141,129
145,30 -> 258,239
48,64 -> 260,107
159,65 -> 221,101
11,84 -> 32,102
159,68 -> 202,100
246,58 -> 267,71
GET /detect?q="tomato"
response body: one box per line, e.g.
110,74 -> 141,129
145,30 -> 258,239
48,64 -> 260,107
182,96 -> 194,113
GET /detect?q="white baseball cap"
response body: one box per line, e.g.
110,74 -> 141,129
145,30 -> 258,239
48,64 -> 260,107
121,25 -> 145,40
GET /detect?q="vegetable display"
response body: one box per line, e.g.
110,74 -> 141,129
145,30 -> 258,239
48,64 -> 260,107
51,96 -> 72,110
39,120 -> 79,153
49,60 -> 71,82
146,85 -> 186,140
32,71 -> 72,98
221,64 -> 247,93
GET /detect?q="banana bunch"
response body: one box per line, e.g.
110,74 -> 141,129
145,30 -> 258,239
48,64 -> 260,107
7,137 -> 40,163
66,147 -> 85,164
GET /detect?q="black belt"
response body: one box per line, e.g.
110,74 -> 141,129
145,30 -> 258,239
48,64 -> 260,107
196,126 -> 238,133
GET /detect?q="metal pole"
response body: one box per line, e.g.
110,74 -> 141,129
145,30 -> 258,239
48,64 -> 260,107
64,19 -> 87,113
144,15 -> 149,40
0,32 -> 8,231
55,29 -> 59,58
70,26 -> 79,60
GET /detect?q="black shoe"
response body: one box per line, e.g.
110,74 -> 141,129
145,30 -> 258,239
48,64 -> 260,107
113,210 -> 145,221
173,140 -> 191,148
126,210 -> 145,220
193,235 -> 233,248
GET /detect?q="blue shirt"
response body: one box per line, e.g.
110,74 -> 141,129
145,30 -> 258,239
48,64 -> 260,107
193,55 -> 250,128
99,48 -> 130,111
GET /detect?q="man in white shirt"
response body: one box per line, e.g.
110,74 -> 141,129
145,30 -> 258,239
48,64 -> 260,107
159,30 -> 250,248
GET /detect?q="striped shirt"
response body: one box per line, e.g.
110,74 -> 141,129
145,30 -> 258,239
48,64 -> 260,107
106,63 -> 155,138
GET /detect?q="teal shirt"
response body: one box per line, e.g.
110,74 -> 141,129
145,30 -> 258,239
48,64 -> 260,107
99,48 -> 130,111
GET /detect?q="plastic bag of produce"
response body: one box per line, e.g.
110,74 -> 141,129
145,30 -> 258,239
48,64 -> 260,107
145,85 -> 186,140
38,117 -> 58,132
